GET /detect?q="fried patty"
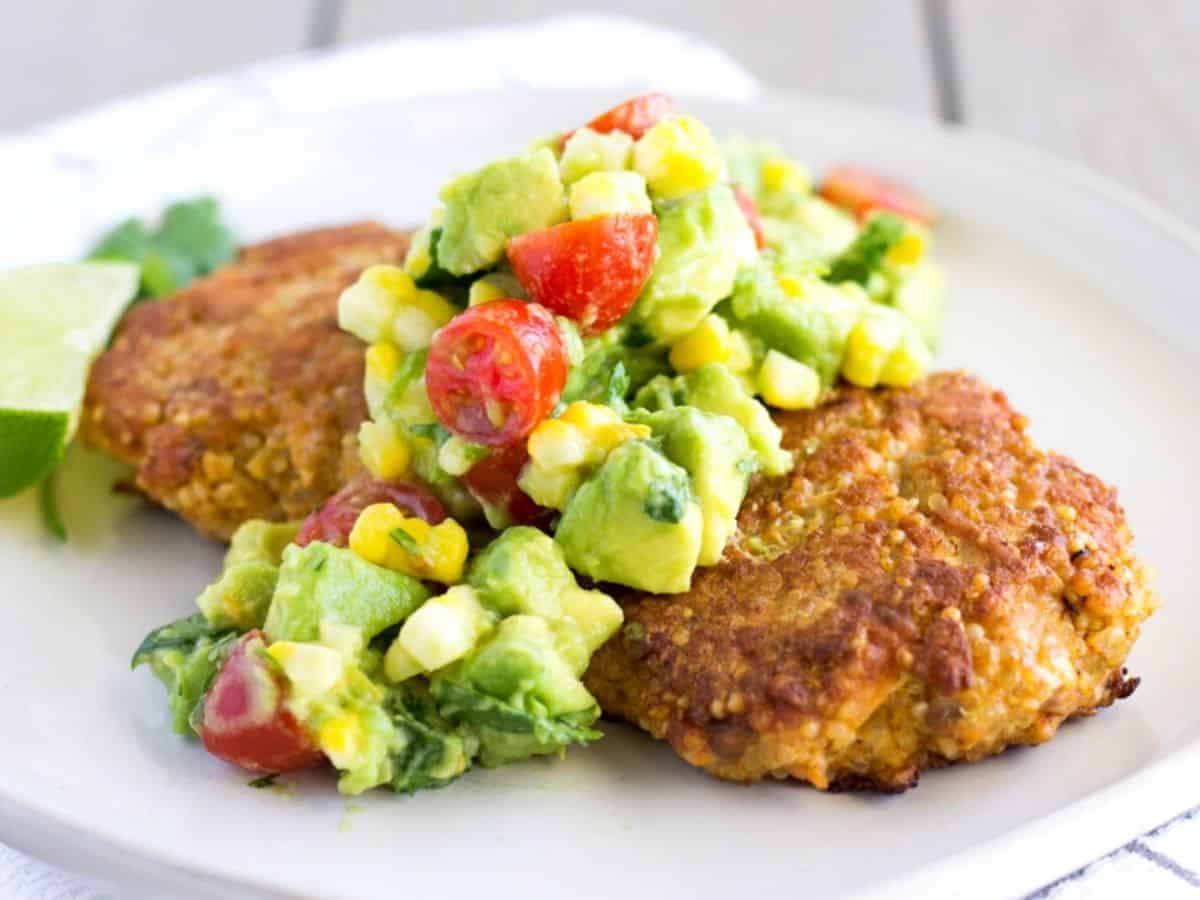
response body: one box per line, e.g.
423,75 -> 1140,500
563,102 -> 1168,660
82,223 -> 408,540
584,372 -> 1157,791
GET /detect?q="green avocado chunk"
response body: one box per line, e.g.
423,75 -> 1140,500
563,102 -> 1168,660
634,363 -> 793,478
263,542 -> 430,643
891,261 -> 945,350
197,560 -> 278,631
560,326 -> 669,411
726,260 -> 862,386
468,527 -> 623,672
631,184 -> 756,343
555,440 -> 703,593
631,406 -> 755,566
224,519 -> 301,567
436,148 -> 567,275
131,613 -> 236,735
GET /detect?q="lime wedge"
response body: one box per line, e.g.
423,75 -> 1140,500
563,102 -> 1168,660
0,262 -> 139,497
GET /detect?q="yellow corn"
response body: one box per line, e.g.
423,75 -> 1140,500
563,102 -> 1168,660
319,713 -> 366,769
365,341 -> 402,381
468,277 -> 508,307
761,157 -> 811,194
633,114 -> 725,199
357,420 -> 411,480
725,329 -> 756,373
527,418 -> 590,469
348,503 -> 469,584
568,171 -> 652,220
886,227 -> 927,267
777,273 -> 807,299
757,350 -> 821,410
557,401 -> 650,452
842,314 -> 905,388
669,314 -> 732,372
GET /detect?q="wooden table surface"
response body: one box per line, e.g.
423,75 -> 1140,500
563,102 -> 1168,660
2,3 -> 1198,898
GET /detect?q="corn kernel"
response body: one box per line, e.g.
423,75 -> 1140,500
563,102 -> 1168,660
349,503 -> 468,585
758,350 -> 821,410
365,341 -> 402,381
468,278 -> 507,307
886,226 -> 927,267
528,418 -> 589,468
558,400 -> 622,432
267,641 -> 344,697
777,274 -> 807,298
761,158 -> 811,194
669,314 -> 732,372
559,127 -> 634,185
725,329 -> 756,373
384,640 -> 423,683
395,585 -> 493,672
633,115 -> 725,199
878,330 -> 932,387
569,171 -> 652,220
319,713 -> 365,769
357,420 -> 410,480
319,620 -> 365,662
843,313 -> 905,388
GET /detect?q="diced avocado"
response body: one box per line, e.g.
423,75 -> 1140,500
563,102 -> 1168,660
436,148 -> 567,275
224,519 -> 301,567
561,326 -> 669,410
891,260 -> 945,350
635,363 -> 793,478
408,432 -> 483,522
630,406 -> 755,566
196,560 -> 278,630
631,184 -> 757,343
264,542 -> 430,644
443,615 -> 597,719
131,614 -> 236,735
468,526 -> 574,618
559,127 -> 634,185
555,440 -> 702,593
727,259 -> 861,385
468,527 -> 623,673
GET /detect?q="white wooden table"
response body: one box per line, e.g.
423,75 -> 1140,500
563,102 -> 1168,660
2,3 -> 1198,898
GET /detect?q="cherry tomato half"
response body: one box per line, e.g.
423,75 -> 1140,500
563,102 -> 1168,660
426,299 -> 568,446
559,92 -> 675,148
199,631 -> 323,774
296,479 -> 446,547
587,92 -> 675,139
461,441 -> 551,528
733,185 -> 767,250
817,163 -> 935,226
507,214 -> 657,336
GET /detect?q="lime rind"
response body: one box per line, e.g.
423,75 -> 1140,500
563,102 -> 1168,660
0,409 -> 69,498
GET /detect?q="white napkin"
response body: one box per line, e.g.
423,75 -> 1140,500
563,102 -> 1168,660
0,15 -> 756,899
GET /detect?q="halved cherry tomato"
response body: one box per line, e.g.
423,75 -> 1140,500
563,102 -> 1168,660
426,299 -> 568,446
507,214 -> 657,335
296,479 -> 446,547
817,163 -> 935,226
199,631 -> 323,774
461,441 -> 551,527
586,92 -> 675,139
733,185 -> 766,250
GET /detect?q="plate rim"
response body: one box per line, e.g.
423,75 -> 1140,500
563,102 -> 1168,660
3,85 -> 1198,900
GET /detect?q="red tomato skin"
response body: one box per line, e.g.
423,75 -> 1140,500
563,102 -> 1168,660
817,163 -> 935,226
733,186 -> 767,250
461,441 -> 552,527
296,479 -> 446,548
507,214 -> 658,336
425,300 -> 568,446
199,631 -> 323,774
586,92 -> 675,139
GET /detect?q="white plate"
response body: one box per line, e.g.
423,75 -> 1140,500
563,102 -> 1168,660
1,91 -> 1198,900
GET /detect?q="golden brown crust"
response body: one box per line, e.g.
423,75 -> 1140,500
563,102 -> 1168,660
585,372 -> 1157,791
81,222 -> 409,539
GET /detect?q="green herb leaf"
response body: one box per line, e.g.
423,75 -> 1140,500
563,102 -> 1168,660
389,527 -> 423,559
248,773 -> 279,789
89,196 -> 238,299
827,213 -> 907,286
643,478 -> 687,523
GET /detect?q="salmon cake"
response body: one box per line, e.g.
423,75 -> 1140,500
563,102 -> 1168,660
81,222 -> 408,540
584,372 -> 1157,791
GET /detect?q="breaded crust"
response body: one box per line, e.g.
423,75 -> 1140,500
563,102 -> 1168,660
585,372 -> 1157,791
82,222 -> 409,540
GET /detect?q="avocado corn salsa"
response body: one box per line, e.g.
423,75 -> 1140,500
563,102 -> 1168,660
135,94 -> 945,795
